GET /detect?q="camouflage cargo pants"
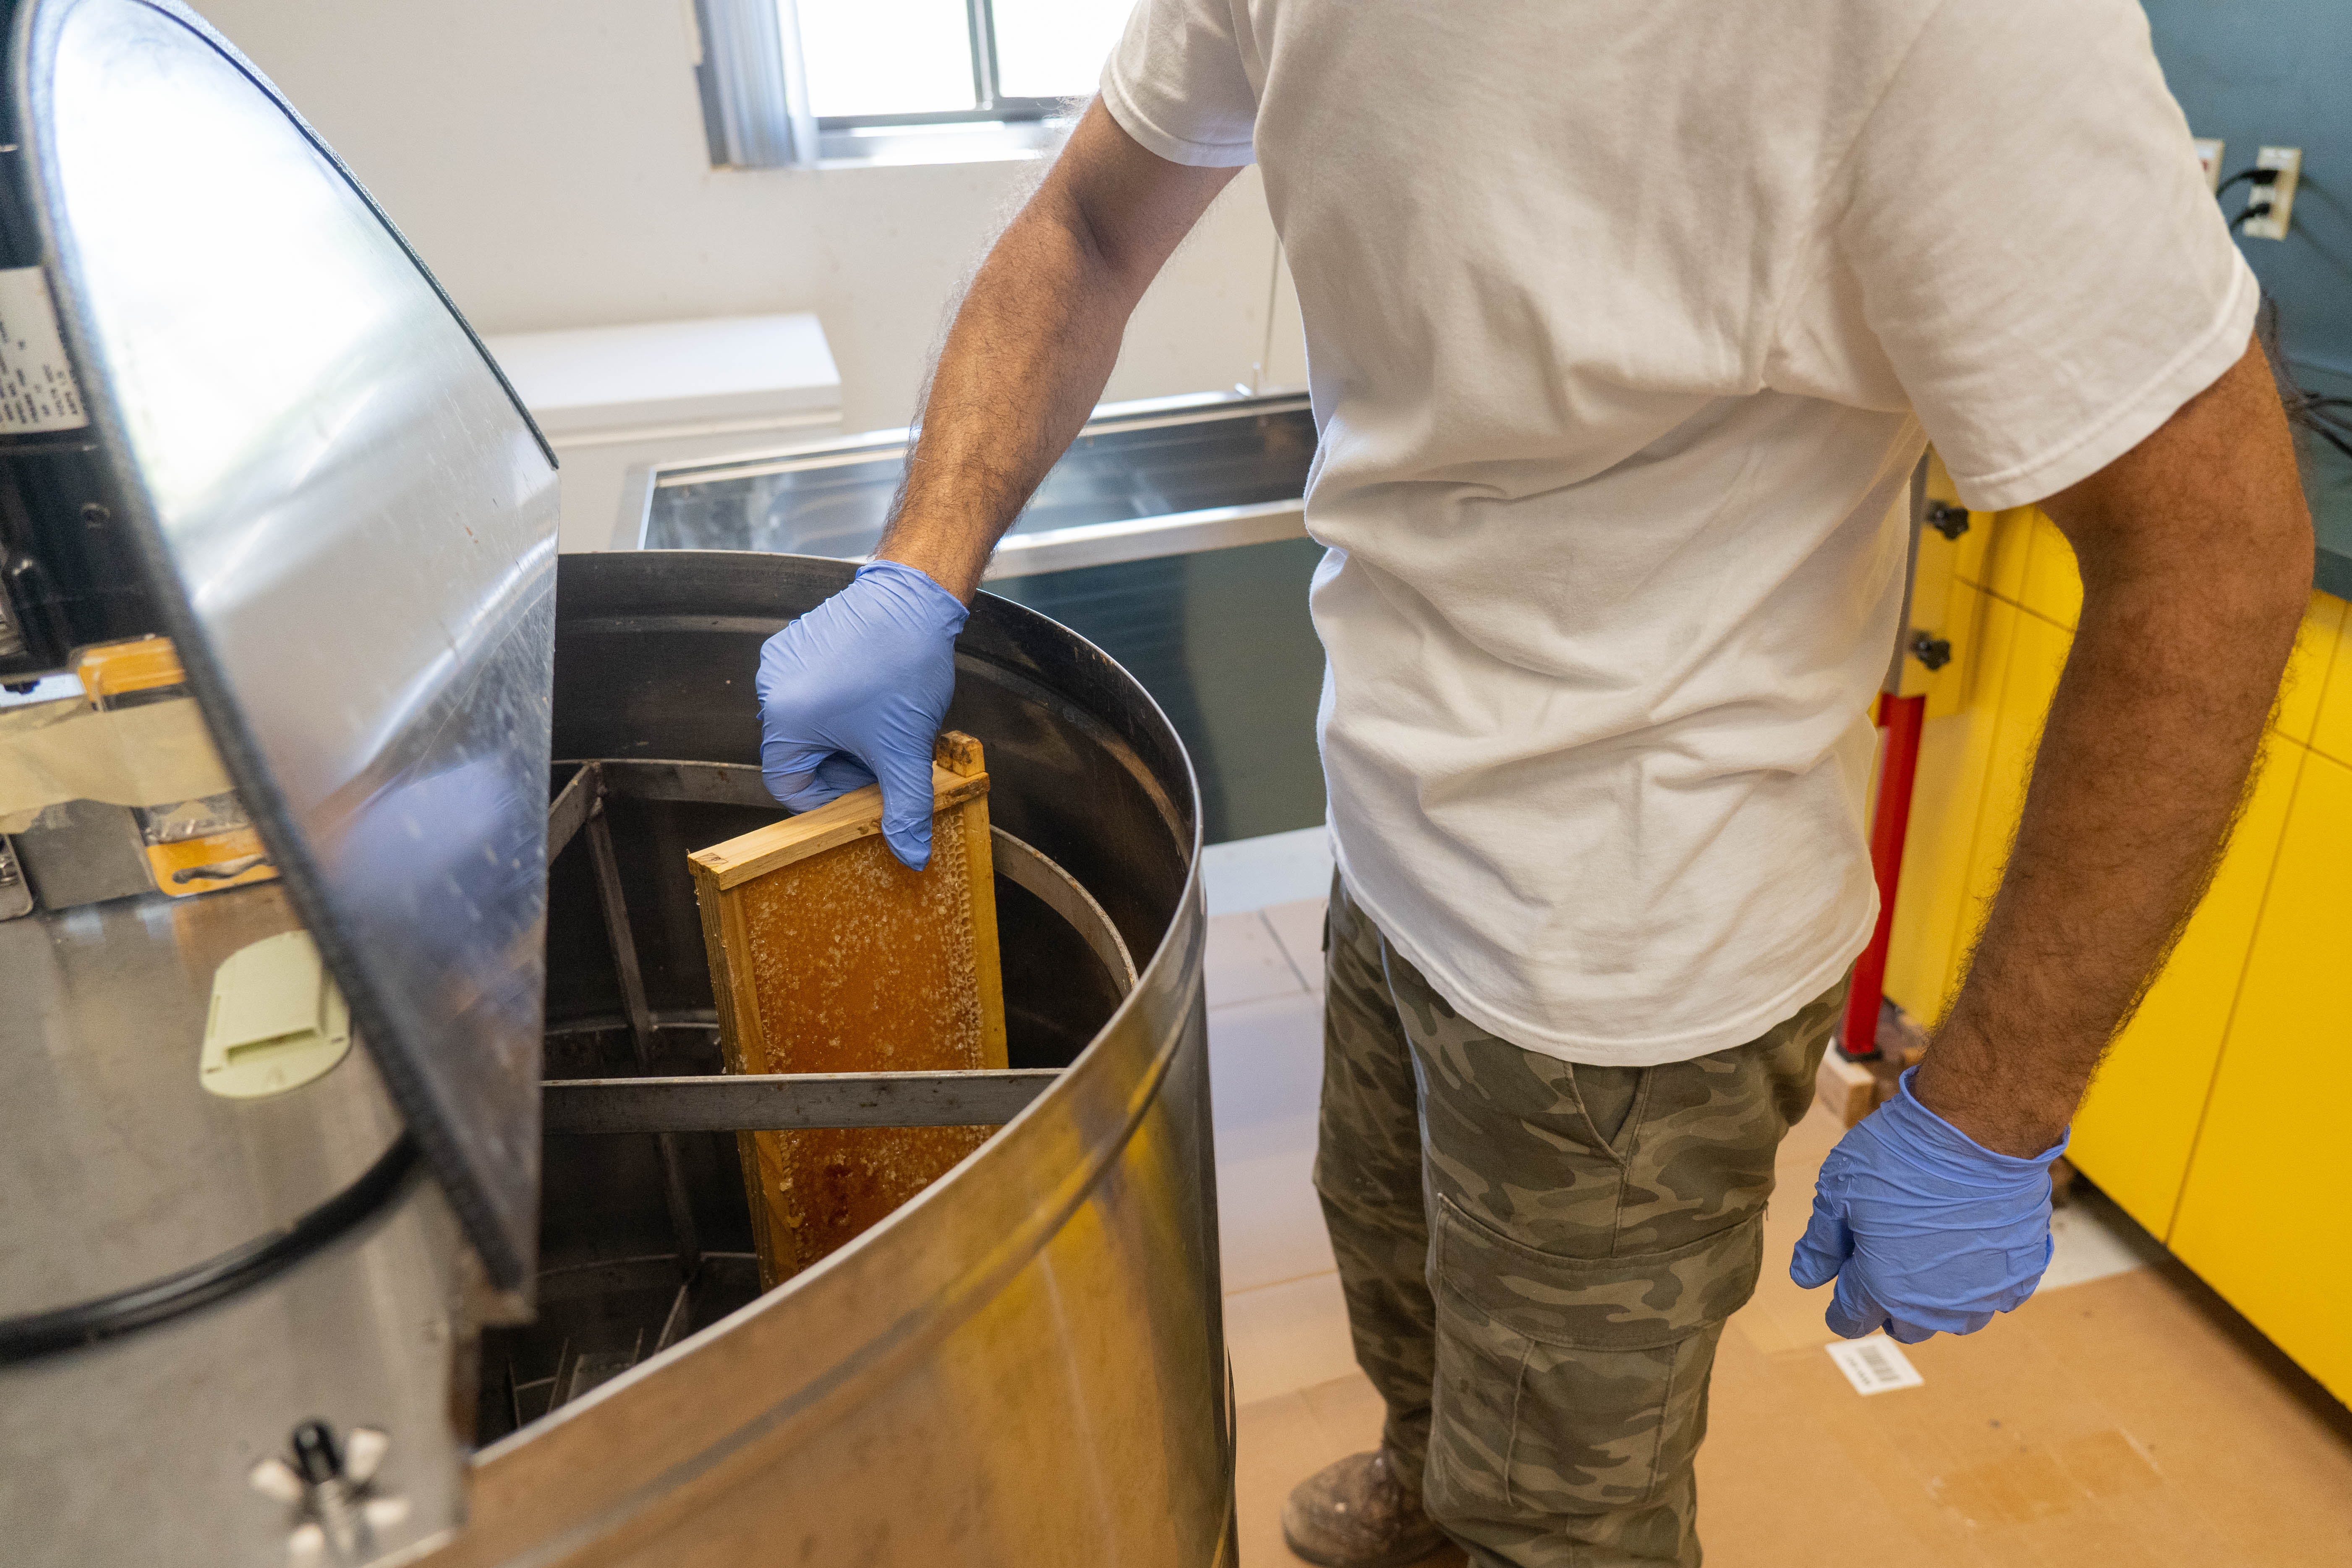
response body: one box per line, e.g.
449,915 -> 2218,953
1316,875 -> 1842,1567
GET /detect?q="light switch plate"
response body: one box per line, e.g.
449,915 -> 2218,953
2193,137 -> 2225,192
2243,146 -> 2301,240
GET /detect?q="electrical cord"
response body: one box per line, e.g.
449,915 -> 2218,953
0,1135 -> 420,1364
2214,165 -> 2279,201
2292,397 -> 2352,461
2304,405 -> 2352,440
2300,418 -> 2352,463
2255,298 -> 2352,463
2216,166 -> 2280,232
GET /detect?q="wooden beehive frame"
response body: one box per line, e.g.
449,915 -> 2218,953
689,732 -> 1007,1287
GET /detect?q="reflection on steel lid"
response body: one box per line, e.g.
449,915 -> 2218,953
21,0 -> 560,1288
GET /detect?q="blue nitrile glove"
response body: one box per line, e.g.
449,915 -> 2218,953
1790,1066 -> 2067,1344
755,559 -> 968,869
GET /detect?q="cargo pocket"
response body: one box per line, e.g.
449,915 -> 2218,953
1423,1196 -> 1763,1518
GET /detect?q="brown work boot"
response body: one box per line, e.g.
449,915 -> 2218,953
1281,1449 -> 1448,1568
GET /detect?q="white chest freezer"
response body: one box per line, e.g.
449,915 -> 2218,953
485,313 -> 842,552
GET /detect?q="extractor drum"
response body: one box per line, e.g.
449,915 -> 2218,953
423,550 -> 1234,1568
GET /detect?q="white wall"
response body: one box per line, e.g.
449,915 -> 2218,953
192,0 -> 1301,432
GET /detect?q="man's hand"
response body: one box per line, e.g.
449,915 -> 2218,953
757,561 -> 967,868
1797,337 -> 2312,1337
1791,1068 -> 2066,1342
751,102 -> 1232,845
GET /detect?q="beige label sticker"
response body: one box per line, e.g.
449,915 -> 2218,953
1825,1333 -> 1924,1395
0,266 -> 86,432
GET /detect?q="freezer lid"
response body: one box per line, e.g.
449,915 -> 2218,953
12,0 -> 559,1290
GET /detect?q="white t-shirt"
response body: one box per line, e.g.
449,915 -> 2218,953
1103,0 -> 2257,1065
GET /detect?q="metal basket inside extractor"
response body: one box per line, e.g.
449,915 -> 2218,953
479,758 -> 1137,1440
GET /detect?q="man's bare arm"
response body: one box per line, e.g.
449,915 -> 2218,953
877,102 -> 1239,601
1912,340 -> 2315,1156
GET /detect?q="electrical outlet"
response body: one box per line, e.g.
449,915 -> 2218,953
2193,137 -> 2226,192
2242,146 -> 2301,240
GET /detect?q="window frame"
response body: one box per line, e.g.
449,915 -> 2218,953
695,0 -> 1100,170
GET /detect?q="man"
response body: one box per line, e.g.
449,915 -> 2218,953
753,2 -> 2313,1563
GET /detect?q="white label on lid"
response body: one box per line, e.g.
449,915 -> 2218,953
0,266 -> 86,432
1825,1333 -> 1925,1396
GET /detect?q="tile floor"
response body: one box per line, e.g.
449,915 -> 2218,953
1201,830 -> 2352,1568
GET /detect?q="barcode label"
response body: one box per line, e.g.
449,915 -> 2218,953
0,267 -> 86,432
1826,1333 -> 1924,1395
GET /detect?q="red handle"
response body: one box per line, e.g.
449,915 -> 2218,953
1840,692 -> 1927,1059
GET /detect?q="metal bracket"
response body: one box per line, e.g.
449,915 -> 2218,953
542,758 -> 1126,1151
1908,629 -> 1954,671
545,760 -> 601,866
552,758 -> 1139,989
543,1069 -> 1063,1134
546,758 -> 700,1273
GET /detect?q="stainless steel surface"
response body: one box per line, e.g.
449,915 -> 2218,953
1,1169 -> 473,1567
431,550 -> 1231,1567
544,764 -> 600,865
25,0 -> 560,1286
990,821 -> 1137,985
640,390 -> 1314,567
542,1069 -> 1065,1134
983,497 -> 1306,580
0,877 -> 405,1318
571,756 -> 776,809
655,389 -> 1309,488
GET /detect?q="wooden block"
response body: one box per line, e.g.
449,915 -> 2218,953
1816,1051 -> 1877,1129
689,732 -> 1008,1288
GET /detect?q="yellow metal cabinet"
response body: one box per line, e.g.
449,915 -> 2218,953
1955,603 -> 2072,930
2066,737 -> 2300,1234
1977,506 -> 2039,604
2016,509 -> 2084,630
1882,581 -> 2014,1021
2309,599 -> 2352,766
2167,745 -> 2352,1405
2273,592 -> 2344,747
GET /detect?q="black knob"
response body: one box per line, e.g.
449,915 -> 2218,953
1924,502 -> 1970,541
291,1420 -> 342,1485
1910,630 -> 1953,672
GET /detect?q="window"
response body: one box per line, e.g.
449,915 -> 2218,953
693,0 -> 1136,168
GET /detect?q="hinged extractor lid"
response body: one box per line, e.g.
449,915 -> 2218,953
13,0 -> 559,1289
